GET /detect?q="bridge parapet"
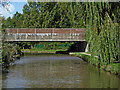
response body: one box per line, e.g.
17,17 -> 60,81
6,28 -> 86,41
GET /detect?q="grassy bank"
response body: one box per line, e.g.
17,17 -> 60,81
72,52 -> 120,76
22,48 -> 68,54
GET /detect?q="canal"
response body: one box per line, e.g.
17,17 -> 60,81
2,54 -> 120,88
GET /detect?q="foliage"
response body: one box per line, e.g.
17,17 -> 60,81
85,2 -> 120,67
4,12 -> 24,28
2,43 -> 22,70
4,2 -> 85,28
20,41 -> 74,50
1,17 -> 22,71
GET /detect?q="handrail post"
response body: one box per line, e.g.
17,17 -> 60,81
15,28 -> 18,40
70,29 -> 71,41
53,28 -> 54,41
17,28 -> 19,39
35,28 -> 36,41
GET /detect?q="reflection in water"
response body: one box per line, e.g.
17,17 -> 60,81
2,54 -> 120,88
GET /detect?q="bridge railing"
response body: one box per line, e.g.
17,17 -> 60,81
5,28 -> 86,41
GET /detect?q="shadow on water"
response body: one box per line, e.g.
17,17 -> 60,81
56,41 -> 87,54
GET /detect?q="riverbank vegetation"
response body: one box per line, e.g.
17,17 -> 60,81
84,3 -> 120,75
2,42 -> 22,71
22,42 -> 74,54
1,2 -> 120,75
18,42 -> 74,50
1,17 -> 23,71
74,52 -> 120,75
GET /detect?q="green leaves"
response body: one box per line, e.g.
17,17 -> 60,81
4,2 -> 86,28
85,2 -> 120,67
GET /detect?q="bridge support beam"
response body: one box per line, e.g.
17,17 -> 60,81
85,43 -> 89,52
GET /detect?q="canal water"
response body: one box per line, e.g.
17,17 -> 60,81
2,54 -> 120,88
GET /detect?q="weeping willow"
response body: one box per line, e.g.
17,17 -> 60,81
85,2 -> 120,67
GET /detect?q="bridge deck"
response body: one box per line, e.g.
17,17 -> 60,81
6,28 -> 86,41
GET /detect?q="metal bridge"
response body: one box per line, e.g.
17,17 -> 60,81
6,28 -> 86,41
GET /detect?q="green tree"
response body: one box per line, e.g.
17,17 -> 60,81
85,2 -> 120,66
4,12 -> 24,28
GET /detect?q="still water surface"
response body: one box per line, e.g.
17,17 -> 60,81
2,54 -> 120,88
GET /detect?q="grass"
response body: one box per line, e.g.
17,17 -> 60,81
74,52 -> 91,62
22,48 -> 68,53
74,52 -> 120,75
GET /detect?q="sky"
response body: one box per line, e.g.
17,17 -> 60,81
11,2 -> 27,14
0,0 -> 27,19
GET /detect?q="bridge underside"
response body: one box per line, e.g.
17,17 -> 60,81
6,28 -> 86,42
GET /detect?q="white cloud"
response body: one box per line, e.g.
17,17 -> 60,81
0,3 -> 15,19
5,4 -> 15,13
